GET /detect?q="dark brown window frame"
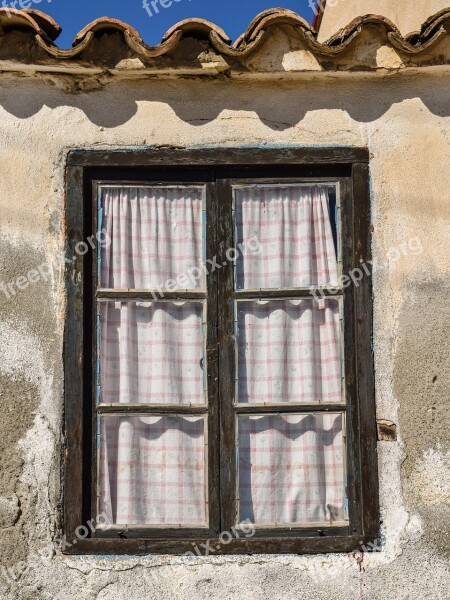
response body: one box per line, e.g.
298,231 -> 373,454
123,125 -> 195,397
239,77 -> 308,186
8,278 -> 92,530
64,147 -> 378,555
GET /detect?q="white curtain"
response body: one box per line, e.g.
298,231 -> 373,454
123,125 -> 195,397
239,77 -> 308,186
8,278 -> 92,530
99,301 -> 206,406
237,299 -> 342,404
98,184 -> 346,527
100,416 -> 206,526
100,186 -> 205,290
238,414 -> 346,525
98,187 -> 207,526
234,184 -> 338,289
234,185 -> 346,525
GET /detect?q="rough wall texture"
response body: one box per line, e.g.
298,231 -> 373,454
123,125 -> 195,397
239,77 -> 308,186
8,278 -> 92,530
319,0 -> 450,39
0,48 -> 449,600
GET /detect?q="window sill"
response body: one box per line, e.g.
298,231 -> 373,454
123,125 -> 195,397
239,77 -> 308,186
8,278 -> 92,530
62,534 -> 367,556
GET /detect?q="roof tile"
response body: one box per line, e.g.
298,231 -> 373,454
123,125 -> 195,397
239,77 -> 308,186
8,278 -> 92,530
0,8 -> 450,70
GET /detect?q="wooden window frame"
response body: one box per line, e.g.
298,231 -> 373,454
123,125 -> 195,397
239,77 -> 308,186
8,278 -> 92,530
64,147 -> 378,555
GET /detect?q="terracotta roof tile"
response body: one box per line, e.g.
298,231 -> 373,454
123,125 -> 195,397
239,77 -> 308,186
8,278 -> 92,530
0,8 -> 450,70
22,8 -> 62,41
73,17 -> 143,46
161,17 -> 230,44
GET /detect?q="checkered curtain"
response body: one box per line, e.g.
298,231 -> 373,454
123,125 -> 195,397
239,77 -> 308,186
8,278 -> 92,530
98,184 -> 345,527
100,415 -> 206,526
235,185 -> 338,288
237,299 -> 342,404
235,185 -> 345,524
99,187 -> 207,526
99,301 -> 205,406
238,414 -> 346,524
100,186 -> 204,290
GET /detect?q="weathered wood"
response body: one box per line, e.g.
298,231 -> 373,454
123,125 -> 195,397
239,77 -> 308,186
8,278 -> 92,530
64,534 -> 363,556
63,150 -> 378,555
205,180 -> 221,535
67,147 -> 370,168
217,177 -> 237,533
97,290 -> 206,300
340,176 -> 362,535
235,288 -> 344,299
234,403 -> 348,414
352,162 -> 379,542
94,524 -> 349,540
97,404 -> 209,415
89,180 -> 98,527
64,165 -> 87,539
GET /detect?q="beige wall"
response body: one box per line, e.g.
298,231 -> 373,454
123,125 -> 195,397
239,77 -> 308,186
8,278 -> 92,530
0,65 -> 449,598
318,0 -> 450,40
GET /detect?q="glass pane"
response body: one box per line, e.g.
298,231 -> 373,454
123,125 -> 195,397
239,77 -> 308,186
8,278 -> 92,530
236,299 -> 342,404
99,301 -> 206,405
234,184 -> 338,289
99,415 -> 207,526
238,413 -> 347,526
99,186 -> 205,290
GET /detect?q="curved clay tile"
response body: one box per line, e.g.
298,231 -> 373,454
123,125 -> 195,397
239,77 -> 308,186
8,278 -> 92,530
209,30 -> 267,58
35,32 -> 96,59
388,26 -> 448,54
404,31 -> 421,45
303,28 -> 362,56
420,8 -> 450,41
322,10 -> 450,55
73,17 -> 142,47
22,8 -> 62,41
0,8 -> 47,36
232,8 -> 307,48
324,14 -> 402,46
123,29 -> 184,60
235,8 -> 314,46
419,7 -> 450,36
161,17 -> 230,44
1,8 -> 450,65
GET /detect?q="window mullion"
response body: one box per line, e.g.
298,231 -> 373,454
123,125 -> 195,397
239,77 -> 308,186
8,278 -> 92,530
96,290 -> 206,300
234,403 -> 347,414
96,404 -> 209,415
235,289 -> 344,300
217,177 -> 238,533
205,180 -> 221,534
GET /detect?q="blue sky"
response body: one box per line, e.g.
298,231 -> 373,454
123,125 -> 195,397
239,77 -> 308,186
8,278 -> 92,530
34,1 -> 315,48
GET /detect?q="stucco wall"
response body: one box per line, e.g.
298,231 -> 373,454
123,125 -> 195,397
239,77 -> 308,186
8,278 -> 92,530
318,0 -> 450,40
0,67 -> 449,599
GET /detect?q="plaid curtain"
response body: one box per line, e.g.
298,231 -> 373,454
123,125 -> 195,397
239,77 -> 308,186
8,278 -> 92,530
99,301 -> 206,406
238,414 -> 345,524
100,186 -> 205,290
98,185 -> 346,527
100,415 -> 206,526
234,184 -> 338,289
237,299 -> 342,404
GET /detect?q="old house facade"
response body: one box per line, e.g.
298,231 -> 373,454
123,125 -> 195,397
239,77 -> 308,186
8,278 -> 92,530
0,2 -> 449,598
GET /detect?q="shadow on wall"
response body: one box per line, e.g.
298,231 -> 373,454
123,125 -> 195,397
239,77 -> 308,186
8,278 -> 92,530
0,73 -> 449,130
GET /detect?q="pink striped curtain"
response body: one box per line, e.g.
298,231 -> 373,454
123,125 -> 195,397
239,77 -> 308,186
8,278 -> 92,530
98,184 -> 346,527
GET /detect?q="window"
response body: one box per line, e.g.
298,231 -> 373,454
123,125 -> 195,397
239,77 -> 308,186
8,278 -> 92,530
64,148 -> 378,555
